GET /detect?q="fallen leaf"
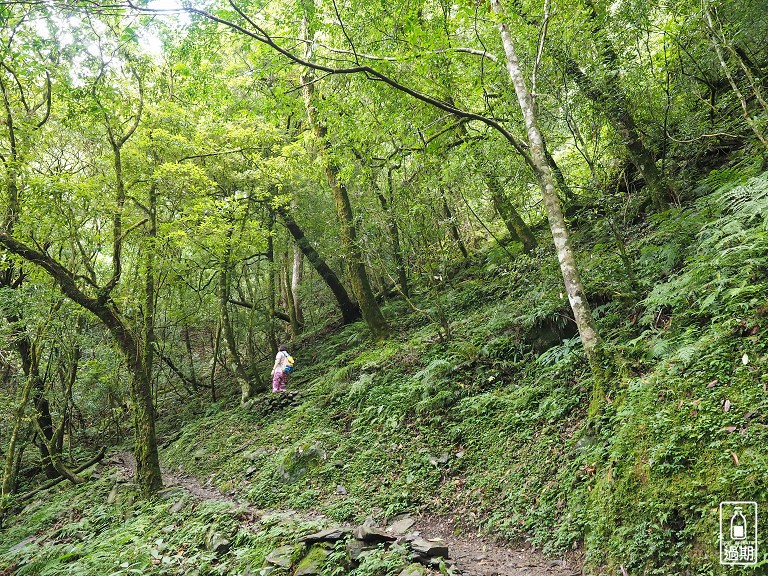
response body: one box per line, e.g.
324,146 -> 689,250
723,399 -> 731,412
731,451 -> 740,466
678,399 -> 685,409
721,426 -> 737,433
707,380 -> 718,388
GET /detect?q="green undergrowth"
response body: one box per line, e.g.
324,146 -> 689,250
3,166 -> 768,575
0,464 -> 338,575
160,166 -> 768,575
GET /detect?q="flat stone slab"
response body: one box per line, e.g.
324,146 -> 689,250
387,516 -> 416,535
398,564 -> 428,576
294,544 -> 331,576
265,544 -> 303,568
354,519 -> 398,543
410,537 -> 449,559
299,527 -> 351,544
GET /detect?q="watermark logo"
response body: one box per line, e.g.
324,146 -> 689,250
720,501 -> 758,566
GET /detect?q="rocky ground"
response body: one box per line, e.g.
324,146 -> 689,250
113,451 -> 581,576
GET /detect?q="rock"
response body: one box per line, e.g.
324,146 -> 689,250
276,442 -> 326,484
387,515 -> 416,535
300,527 -> 350,544
206,531 -> 231,555
9,536 -> 36,552
346,539 -> 377,562
294,544 -> 331,576
354,517 -> 398,544
335,484 -> 347,495
409,538 -> 449,560
398,564 -> 428,576
245,466 -> 259,478
156,486 -> 185,500
244,448 -> 270,461
265,544 -> 304,568
192,449 -> 207,460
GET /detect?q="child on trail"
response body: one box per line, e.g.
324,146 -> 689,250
271,344 -> 292,393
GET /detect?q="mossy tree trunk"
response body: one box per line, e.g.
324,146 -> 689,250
440,190 -> 469,259
486,177 -> 537,252
557,0 -> 672,210
300,3 -> 390,340
276,206 -> 360,324
218,227 -> 256,405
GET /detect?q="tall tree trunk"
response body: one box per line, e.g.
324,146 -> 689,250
440,191 -> 468,259
276,206 -> 360,324
486,177 -> 537,252
291,246 -> 304,326
375,167 -> 409,298
544,145 -> 576,203
0,233 -> 164,494
218,231 -> 255,405
283,250 -> 301,336
265,213 -> 278,353
1,370 -> 35,496
555,1 -> 671,210
491,0 -> 603,372
183,325 -> 198,384
379,167 -> 410,298
301,5 -> 390,340
142,183 -> 157,425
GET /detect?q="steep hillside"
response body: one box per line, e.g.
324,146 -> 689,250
2,165 -> 768,575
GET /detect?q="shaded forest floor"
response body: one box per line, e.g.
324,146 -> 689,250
113,450 -> 578,576
2,163 -> 768,575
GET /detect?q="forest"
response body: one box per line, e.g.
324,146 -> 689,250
0,0 -> 767,574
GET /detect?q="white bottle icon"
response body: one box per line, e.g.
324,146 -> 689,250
731,506 -> 747,540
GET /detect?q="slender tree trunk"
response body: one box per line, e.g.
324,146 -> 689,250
210,320 -> 221,402
142,184 -> 157,421
375,167 -> 409,298
301,5 -> 390,340
283,250 -> 300,336
1,373 -> 35,496
11,325 -> 58,480
183,325 -> 197,384
486,177 -> 537,252
544,145 -> 576,203
265,213 -> 278,353
491,0 -> 603,372
291,246 -> 304,326
276,206 -> 360,324
554,1 -> 671,210
703,6 -> 768,148
440,191 -> 469,258
218,237 -> 255,405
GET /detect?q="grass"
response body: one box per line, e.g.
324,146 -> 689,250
2,166 -> 768,575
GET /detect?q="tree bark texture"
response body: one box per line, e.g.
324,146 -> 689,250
276,206 -> 360,323
0,233 -> 163,495
491,0 -> 603,370
301,5 -> 390,340
486,177 -> 537,252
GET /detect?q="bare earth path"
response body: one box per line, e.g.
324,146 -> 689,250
112,452 -> 581,576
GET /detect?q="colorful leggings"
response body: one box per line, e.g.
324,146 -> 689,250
272,371 -> 287,392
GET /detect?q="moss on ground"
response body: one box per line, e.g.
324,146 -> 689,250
3,168 -> 768,575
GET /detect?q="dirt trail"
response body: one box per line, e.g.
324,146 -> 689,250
111,452 -> 580,576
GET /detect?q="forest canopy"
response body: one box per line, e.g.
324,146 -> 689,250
1,0 -> 767,573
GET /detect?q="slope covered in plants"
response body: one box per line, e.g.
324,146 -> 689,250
3,164 -> 766,575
